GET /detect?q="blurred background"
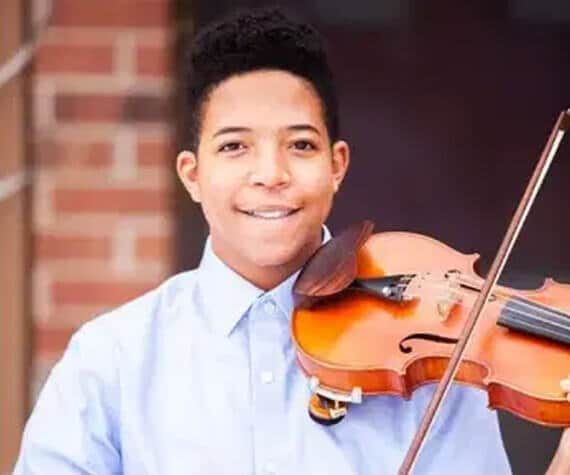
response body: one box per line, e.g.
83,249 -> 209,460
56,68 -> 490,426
1,0 -> 569,473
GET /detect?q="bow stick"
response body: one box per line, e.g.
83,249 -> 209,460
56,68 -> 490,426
399,108 -> 570,474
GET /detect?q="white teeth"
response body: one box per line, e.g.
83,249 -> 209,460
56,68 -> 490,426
247,209 -> 295,219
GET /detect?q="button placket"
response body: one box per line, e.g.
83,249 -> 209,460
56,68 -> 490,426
263,299 -> 277,315
260,370 -> 274,384
249,297 -> 287,475
264,460 -> 277,474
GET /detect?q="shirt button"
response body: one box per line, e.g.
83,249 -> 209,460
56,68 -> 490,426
263,299 -> 276,314
264,461 -> 277,474
260,370 -> 274,384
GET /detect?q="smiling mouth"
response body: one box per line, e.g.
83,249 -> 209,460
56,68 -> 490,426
238,208 -> 301,219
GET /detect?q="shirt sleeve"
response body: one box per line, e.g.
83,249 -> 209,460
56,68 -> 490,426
414,384 -> 513,475
13,323 -> 121,475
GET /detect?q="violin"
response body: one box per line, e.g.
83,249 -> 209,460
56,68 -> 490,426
292,220 -> 570,428
291,109 -> 570,473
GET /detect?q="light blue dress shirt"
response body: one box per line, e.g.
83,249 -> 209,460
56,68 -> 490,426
14,228 -> 512,475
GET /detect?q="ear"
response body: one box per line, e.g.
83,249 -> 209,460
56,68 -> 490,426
331,140 -> 350,193
176,150 -> 201,203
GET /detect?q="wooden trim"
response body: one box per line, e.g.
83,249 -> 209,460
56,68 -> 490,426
174,0 -> 208,271
0,0 -> 32,472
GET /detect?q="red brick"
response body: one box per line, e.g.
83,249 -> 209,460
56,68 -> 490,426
35,327 -> 75,354
53,0 -> 170,28
136,45 -> 170,77
54,188 -> 171,213
35,235 -> 111,259
36,43 -> 114,74
56,95 -> 121,122
37,140 -> 113,168
137,139 -> 173,166
136,235 -> 172,260
55,94 -> 171,123
52,281 -> 155,306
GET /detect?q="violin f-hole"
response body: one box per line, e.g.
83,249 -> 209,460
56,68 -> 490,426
399,333 -> 459,354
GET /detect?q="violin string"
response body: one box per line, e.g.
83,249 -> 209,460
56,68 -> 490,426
414,279 -> 570,332
453,296 -> 569,331
404,274 -> 568,319
453,274 -> 570,319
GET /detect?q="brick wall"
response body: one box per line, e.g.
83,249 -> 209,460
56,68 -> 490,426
31,0 -> 176,397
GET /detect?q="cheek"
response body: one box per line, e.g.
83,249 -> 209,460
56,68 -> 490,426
197,175 -> 235,222
200,162 -> 240,197
300,171 -> 335,208
295,182 -> 334,230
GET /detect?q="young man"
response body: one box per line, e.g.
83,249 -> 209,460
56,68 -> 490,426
14,7 -> 570,475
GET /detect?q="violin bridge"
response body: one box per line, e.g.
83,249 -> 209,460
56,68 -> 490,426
437,291 -> 461,321
404,271 -> 463,321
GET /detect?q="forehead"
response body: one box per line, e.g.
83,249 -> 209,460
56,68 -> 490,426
201,70 -> 326,133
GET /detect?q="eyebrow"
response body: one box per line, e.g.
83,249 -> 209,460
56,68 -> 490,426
212,124 -> 321,138
286,124 -> 321,135
213,126 -> 252,138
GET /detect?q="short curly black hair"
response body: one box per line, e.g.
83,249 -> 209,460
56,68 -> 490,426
186,6 -> 339,152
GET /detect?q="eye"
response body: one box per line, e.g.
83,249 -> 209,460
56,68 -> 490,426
218,142 -> 245,153
291,140 -> 317,151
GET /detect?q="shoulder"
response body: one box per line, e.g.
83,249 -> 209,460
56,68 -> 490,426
69,270 -> 200,362
14,273 -> 202,474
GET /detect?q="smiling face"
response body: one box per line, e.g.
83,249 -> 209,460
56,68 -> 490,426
177,69 -> 349,289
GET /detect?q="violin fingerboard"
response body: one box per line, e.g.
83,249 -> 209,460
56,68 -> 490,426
497,297 -> 570,347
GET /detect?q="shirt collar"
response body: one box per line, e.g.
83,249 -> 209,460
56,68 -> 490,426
197,225 -> 332,336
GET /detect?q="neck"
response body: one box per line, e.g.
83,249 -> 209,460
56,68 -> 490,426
211,234 -> 322,291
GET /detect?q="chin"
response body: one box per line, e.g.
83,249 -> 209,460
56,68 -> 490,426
245,241 -> 306,269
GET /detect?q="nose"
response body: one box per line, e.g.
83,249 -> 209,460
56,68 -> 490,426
249,149 -> 290,189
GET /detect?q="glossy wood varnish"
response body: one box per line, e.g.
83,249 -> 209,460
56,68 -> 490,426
292,232 -> 570,427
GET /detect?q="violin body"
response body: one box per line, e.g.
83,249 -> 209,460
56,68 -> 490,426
292,231 -> 570,427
